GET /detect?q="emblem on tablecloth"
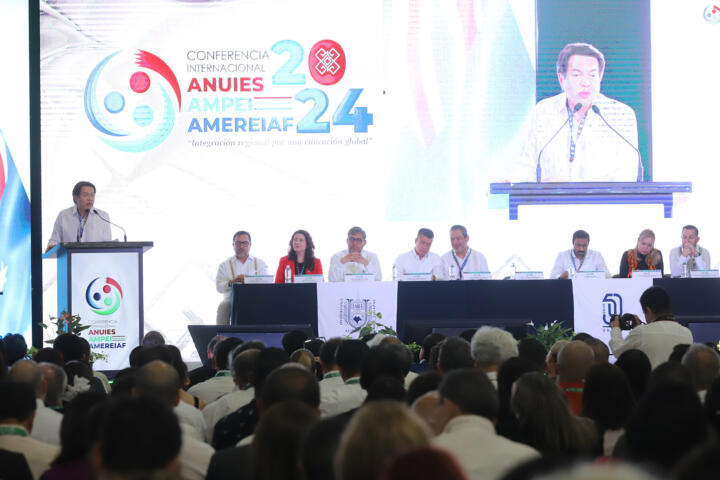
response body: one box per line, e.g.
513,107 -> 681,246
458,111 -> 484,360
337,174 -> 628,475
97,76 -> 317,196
342,298 -> 375,329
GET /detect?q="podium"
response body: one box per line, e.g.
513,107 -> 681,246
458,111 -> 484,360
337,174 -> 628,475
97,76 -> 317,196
43,242 -> 153,371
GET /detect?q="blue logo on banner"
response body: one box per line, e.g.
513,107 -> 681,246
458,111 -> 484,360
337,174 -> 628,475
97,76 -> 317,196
602,293 -> 623,326
0,130 -> 31,335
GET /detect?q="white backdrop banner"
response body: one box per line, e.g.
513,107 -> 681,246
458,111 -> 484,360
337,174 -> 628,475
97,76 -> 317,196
70,252 -> 140,370
317,281 -> 398,339
572,278 -> 653,350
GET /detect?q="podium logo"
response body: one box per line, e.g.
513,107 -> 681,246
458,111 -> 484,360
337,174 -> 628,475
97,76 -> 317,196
86,277 -> 124,316
84,49 -> 182,153
705,5 -> 720,24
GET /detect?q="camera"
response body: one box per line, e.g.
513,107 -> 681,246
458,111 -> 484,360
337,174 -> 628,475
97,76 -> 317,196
610,313 -> 636,331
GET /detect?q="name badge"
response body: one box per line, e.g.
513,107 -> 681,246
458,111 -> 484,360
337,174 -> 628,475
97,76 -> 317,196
631,270 -> 662,279
243,275 -> 274,284
462,272 -> 492,280
344,273 -> 376,283
574,271 -> 605,280
293,274 -> 324,284
514,271 -> 544,280
689,270 -> 720,278
400,273 -> 433,281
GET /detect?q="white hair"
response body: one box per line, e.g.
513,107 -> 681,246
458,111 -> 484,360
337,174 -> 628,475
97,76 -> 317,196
470,326 -> 518,367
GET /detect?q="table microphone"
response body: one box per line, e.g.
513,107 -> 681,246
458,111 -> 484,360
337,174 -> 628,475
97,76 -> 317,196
591,105 -> 644,182
536,102 -> 582,182
94,209 -> 128,242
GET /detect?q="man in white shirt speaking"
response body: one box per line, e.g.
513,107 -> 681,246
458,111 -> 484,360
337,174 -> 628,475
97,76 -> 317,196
441,225 -> 489,279
328,226 -> 382,282
394,228 -> 446,280
215,230 -> 268,325
46,181 -> 112,251
550,229 -> 610,279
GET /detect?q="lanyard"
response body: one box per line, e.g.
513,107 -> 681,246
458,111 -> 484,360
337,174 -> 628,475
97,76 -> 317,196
324,371 -> 341,379
570,252 -> 585,271
345,378 -> 360,385
567,106 -> 586,163
452,249 -> 471,279
0,426 -> 28,437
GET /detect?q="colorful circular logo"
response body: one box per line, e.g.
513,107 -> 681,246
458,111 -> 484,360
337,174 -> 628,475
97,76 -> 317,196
84,50 -> 182,152
86,277 -> 123,315
705,5 -> 720,24
308,40 -> 346,85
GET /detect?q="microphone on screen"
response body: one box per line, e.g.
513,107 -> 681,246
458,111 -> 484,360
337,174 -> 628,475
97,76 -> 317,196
94,209 -> 128,242
591,105 -> 644,182
536,103 -> 582,182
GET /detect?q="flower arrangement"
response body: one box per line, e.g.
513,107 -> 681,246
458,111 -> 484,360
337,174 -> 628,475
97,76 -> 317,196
525,320 -> 574,350
39,311 -> 107,363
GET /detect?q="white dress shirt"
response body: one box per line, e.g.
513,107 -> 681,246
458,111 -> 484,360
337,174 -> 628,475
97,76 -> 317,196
320,377 -> 367,417
668,245 -> 711,277
328,249 -> 382,282
318,371 -> 345,396
179,423 -> 215,480
0,425 -> 59,480
175,400 -> 208,443
202,387 -> 254,441
47,205 -> 112,248
215,255 -> 269,298
550,249 -> 610,278
394,250 -> 446,280
609,320 -> 693,369
441,248 -> 489,278
30,399 -> 62,446
432,415 -> 539,480
187,371 -> 236,404
514,92 -> 639,182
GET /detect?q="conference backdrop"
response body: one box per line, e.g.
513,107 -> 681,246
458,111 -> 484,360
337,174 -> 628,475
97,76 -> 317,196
0,0 -> 32,339
40,0 -> 720,360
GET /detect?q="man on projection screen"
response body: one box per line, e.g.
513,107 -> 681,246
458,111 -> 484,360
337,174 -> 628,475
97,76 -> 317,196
46,181 -> 111,252
514,43 -> 639,182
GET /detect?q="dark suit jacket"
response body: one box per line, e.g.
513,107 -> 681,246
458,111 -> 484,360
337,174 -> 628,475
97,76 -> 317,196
0,448 -> 33,480
206,445 -> 253,480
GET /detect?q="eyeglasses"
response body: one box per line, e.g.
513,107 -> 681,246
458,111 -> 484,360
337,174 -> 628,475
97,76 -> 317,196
348,237 -> 365,243
233,241 -> 250,246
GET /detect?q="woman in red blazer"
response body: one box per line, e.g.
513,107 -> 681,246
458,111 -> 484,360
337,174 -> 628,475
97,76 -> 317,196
275,229 -> 323,283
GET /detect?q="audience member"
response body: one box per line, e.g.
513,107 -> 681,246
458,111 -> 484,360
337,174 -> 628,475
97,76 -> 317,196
141,330 -> 166,346
32,348 -> 63,366
334,401 -> 431,480
0,448 -> 33,480
52,334 -> 84,364
188,337 -> 243,403
318,337 -> 344,395
290,348 -> 315,371
281,330 -> 309,356
164,344 -> 207,438
470,327 -> 519,388
411,333 -> 445,373
433,369 -> 539,480
365,376 -> 406,403
545,339 -> 570,378
496,357 -> 536,443
0,381 -> 59,479
188,335 -> 226,388
705,377 -> 720,437
378,446 -> 470,480
361,343 -> 413,391
646,361 -> 693,391
301,415 -> 351,480
438,337 -> 474,373
38,363 -> 66,410
517,338 -> 547,372
8,359 -> 63,446
668,344 -> 691,363
556,341 -> 595,414
406,370 -> 442,405
511,372 -> 599,458
320,340 -> 369,417
681,343 -> 720,402
583,337 -> 610,364
614,349 -> 651,401
4,333 -> 28,365
673,444 -> 720,480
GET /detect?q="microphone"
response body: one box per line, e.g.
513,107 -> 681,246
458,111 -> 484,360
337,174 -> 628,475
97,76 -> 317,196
591,105 -> 644,182
94,209 -> 128,242
536,103 -> 582,182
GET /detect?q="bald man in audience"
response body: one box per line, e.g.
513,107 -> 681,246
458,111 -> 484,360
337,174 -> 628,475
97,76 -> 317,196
470,327 -> 519,388
556,340 -> 595,414
681,344 -> 720,402
134,360 -> 215,480
8,360 -> 62,446
38,363 -> 67,410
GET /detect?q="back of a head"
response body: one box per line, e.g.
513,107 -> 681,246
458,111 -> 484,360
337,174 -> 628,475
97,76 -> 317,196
261,365 -> 320,410
53,333 -> 84,363
407,370 -> 443,405
141,330 -> 165,347
254,347 -> 290,397
206,334 -> 227,364
669,343 -> 691,363
470,326 -> 519,368
233,340 -> 266,357
99,396 -> 181,476
336,339 -> 369,378
40,362 -> 68,407
302,415 -> 351,480
0,380 -> 36,422
282,330 -> 309,356
557,341 -> 595,382
33,347 -> 63,366
615,349 -> 652,400
3,334 -> 28,365
55,391 -> 107,466
438,337 -> 474,372
647,361 -> 693,391
134,360 -> 181,407
304,338 -> 324,356
319,337 -> 343,370
8,359 -> 43,397
640,285 -> 672,316
378,446 -> 469,480
681,343 -> 720,391
626,382 -> 707,472
335,401 -> 431,480
133,344 -> 173,368
110,368 -> 137,398
581,363 -> 635,431
232,348 -> 260,385
518,337 -> 548,371
214,337 -> 243,370
164,344 -> 189,387
253,400 -> 319,480
583,337 -> 610,364
360,344 -> 411,390
497,357 -> 536,417
365,376 -> 407,404
421,333 -> 445,361
290,348 -> 315,370
439,368 -> 498,420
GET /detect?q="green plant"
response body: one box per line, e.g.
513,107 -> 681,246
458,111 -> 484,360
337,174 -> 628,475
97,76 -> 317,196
525,320 -> 574,350
39,311 -> 108,363
347,311 -> 420,357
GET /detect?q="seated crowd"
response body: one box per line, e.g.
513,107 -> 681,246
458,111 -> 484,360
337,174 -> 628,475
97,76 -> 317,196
2,289 -> 720,480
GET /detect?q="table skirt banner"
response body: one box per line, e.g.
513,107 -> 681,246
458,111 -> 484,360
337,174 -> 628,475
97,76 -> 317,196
572,278 -> 653,347
317,281 -> 398,339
